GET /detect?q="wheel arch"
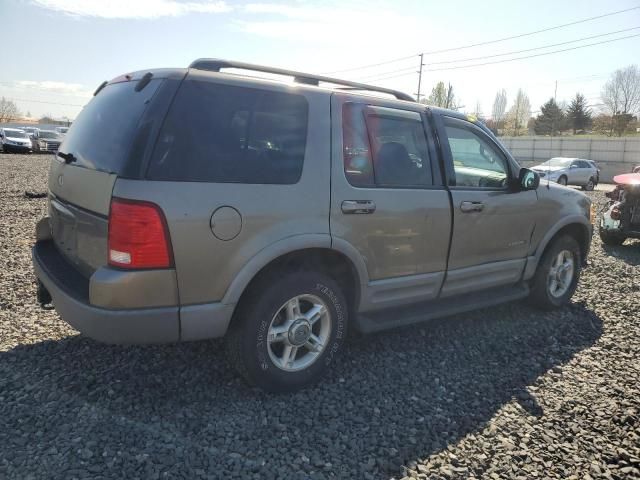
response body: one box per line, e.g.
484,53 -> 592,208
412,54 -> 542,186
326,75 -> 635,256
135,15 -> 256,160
222,235 -> 367,322
524,217 -> 592,280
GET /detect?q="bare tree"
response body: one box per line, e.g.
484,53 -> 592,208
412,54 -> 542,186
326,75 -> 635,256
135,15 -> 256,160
0,97 -> 21,123
491,89 -> 507,132
505,89 -> 531,136
472,100 -> 483,118
602,65 -> 640,115
601,65 -> 640,136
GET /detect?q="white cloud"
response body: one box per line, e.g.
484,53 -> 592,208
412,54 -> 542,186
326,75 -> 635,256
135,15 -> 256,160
237,2 -> 428,50
31,0 -> 231,19
14,80 -> 93,98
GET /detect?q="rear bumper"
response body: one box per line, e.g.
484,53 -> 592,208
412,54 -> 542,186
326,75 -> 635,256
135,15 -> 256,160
33,240 -> 180,344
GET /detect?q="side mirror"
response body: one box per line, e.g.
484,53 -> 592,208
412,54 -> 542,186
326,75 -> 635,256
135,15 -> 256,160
570,164 -> 578,169
518,167 -> 539,191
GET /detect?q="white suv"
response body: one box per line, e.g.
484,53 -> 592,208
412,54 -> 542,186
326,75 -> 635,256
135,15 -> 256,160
0,128 -> 32,153
532,157 -> 598,191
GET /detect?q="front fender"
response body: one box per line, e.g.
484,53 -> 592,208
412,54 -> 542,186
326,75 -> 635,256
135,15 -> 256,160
523,215 -> 592,280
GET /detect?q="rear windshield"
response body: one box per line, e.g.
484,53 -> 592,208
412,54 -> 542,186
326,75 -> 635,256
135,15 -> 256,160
148,80 -> 308,184
60,79 -> 162,174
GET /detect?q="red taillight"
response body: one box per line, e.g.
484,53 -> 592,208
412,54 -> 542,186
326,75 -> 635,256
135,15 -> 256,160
108,198 -> 173,269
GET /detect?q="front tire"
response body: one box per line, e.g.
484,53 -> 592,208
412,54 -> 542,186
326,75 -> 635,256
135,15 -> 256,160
528,235 -> 581,310
557,175 -> 568,186
599,229 -> 625,246
225,271 -> 348,392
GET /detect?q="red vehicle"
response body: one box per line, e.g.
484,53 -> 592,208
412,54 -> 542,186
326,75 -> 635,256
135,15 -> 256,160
599,172 -> 640,245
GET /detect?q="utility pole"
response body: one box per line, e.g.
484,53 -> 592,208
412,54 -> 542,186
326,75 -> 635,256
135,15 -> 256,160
415,53 -> 425,103
551,80 -> 558,138
547,80 -> 558,189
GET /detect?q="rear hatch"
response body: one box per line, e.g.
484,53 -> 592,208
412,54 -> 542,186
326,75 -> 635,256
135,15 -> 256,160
47,71 -> 182,277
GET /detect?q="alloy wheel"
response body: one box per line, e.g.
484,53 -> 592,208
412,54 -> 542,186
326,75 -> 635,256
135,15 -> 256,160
547,249 -> 575,298
266,294 -> 332,372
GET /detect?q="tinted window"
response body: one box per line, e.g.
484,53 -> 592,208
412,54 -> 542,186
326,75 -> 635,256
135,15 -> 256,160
148,80 -> 308,184
444,118 -> 509,188
61,79 -> 162,174
39,131 -> 60,139
578,160 -> 591,168
342,103 -> 374,187
342,103 -> 432,188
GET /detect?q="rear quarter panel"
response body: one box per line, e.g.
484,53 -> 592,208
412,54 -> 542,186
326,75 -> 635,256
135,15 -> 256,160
113,87 -> 331,306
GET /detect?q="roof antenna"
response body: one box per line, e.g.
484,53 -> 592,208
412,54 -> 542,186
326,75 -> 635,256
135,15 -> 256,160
548,80 -> 557,189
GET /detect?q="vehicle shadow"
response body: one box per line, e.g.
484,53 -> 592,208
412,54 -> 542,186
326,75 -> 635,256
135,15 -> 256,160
601,240 -> 640,266
0,301 -> 602,479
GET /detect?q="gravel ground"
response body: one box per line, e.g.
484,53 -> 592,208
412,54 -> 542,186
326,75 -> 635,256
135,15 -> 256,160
1,153 -> 639,480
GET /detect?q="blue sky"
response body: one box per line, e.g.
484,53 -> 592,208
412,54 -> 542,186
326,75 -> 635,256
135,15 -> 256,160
1,0 -> 639,119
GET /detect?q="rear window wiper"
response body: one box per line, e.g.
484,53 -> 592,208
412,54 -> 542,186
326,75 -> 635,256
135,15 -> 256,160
93,80 -> 108,96
57,151 -> 77,164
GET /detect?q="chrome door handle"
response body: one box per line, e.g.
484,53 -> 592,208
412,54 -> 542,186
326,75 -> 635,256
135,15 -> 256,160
341,200 -> 376,214
460,201 -> 484,213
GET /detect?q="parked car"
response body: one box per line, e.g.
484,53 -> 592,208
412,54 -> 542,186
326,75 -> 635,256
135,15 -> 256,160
0,128 -> 32,153
36,130 -> 63,153
20,127 -> 41,150
55,126 -> 69,136
599,172 -> 640,246
21,126 -> 40,136
531,157 -> 598,190
33,60 -> 593,392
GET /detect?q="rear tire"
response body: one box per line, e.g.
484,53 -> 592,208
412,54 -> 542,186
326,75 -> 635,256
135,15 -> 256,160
582,178 -> 595,191
528,235 -> 581,310
599,229 -> 625,246
225,271 -> 348,392
557,175 -> 568,186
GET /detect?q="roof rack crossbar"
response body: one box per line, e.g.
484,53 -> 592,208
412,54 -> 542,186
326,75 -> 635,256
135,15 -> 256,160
188,58 -> 415,102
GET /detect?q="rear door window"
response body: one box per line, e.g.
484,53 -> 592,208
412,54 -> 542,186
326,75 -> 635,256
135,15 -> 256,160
60,79 -> 162,174
148,80 -> 309,184
342,103 -> 432,188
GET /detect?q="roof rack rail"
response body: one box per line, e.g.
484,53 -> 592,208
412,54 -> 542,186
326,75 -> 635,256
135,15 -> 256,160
188,58 -> 415,102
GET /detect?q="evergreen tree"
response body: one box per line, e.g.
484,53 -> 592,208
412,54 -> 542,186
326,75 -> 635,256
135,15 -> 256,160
534,98 -> 564,135
566,93 -> 592,134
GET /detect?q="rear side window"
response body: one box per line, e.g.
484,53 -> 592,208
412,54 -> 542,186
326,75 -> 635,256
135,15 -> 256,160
61,79 -> 162,174
148,80 -> 308,184
342,103 -> 432,188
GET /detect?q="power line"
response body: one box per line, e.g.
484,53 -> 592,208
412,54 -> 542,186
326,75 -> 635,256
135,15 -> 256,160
0,81 -> 92,99
354,27 -> 638,82
355,66 -> 417,82
357,31 -> 637,87
6,97 -> 85,107
426,33 -> 640,72
421,5 -> 640,55
322,54 -> 417,75
423,26 -> 640,66
322,5 -> 640,75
